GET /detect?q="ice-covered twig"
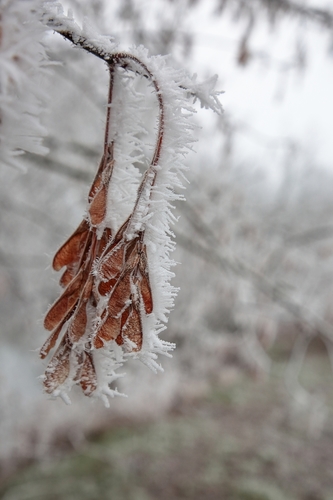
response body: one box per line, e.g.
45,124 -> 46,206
42,1 -> 119,59
42,2 -> 223,115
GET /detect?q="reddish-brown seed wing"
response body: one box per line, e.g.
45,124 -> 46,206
79,352 -> 97,396
68,275 -> 94,343
89,158 -> 115,226
115,307 -> 130,346
88,146 -> 113,199
94,314 -> 121,348
43,337 -> 71,393
98,242 -> 125,281
68,301 -> 88,343
44,267 -> 84,331
53,219 -> 90,271
88,151 -> 109,199
121,304 -> 143,352
138,253 -> 153,314
98,278 -> 117,297
97,227 -> 112,257
94,336 -> 104,349
40,321 -> 64,360
95,216 -> 131,265
110,215 -> 131,247
59,265 -> 76,288
115,333 -> 124,346
108,269 -> 132,317
139,274 -> 153,314
89,184 -> 108,226
121,307 -> 130,327
89,177 -> 102,201
124,237 -> 138,261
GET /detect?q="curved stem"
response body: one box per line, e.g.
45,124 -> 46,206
55,30 -> 165,237
104,64 -> 115,154
51,28 -> 165,170
107,55 -> 165,233
110,53 -> 165,169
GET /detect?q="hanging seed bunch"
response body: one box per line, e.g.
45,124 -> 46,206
40,48 -> 196,405
41,4 -> 222,405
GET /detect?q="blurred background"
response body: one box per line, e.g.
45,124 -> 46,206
1,0 -> 333,498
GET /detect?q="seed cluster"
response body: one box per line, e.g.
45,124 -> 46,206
41,143 -> 153,396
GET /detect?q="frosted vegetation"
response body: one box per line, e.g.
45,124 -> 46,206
1,0 -> 333,473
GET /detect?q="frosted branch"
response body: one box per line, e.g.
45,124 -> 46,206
42,2 -> 223,115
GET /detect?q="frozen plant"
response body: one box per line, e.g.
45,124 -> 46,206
40,3 -> 222,405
